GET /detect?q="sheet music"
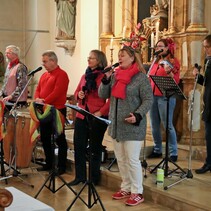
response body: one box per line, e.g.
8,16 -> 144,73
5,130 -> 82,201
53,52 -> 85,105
65,104 -> 111,125
150,75 -> 187,100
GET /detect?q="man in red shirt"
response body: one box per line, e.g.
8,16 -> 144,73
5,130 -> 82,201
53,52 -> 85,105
34,50 -> 69,175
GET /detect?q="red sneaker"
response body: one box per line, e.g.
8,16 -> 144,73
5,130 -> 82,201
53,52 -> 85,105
125,193 -> 144,206
112,190 -> 131,200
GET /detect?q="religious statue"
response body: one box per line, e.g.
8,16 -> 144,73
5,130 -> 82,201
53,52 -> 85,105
55,0 -> 76,40
151,0 -> 168,17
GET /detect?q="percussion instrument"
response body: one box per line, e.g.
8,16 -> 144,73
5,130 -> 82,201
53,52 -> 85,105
3,108 -> 35,168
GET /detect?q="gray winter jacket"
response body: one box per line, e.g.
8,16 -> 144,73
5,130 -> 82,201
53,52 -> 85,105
99,71 -> 153,141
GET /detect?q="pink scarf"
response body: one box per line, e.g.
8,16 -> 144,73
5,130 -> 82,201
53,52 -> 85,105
111,63 -> 139,99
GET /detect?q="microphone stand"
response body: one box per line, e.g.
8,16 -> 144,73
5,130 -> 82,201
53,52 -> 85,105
186,73 -> 199,178
5,73 -> 35,187
147,56 -> 157,77
141,138 -> 148,178
164,74 -> 198,189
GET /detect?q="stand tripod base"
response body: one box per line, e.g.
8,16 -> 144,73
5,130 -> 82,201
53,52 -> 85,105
164,168 -> 193,190
106,158 -> 117,171
141,159 -> 148,178
67,181 -> 106,211
35,170 -> 75,198
150,157 -> 186,177
0,159 -> 34,188
5,167 -> 34,188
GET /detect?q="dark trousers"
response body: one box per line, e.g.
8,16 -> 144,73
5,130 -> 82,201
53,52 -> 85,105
205,120 -> 211,165
73,117 -> 107,183
40,107 -> 67,170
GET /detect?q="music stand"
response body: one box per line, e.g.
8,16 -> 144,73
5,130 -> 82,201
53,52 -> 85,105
34,105 -> 76,198
65,104 -> 111,211
149,76 -> 187,183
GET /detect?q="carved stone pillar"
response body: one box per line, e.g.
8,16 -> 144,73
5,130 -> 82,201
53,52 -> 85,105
101,0 -> 113,37
169,0 -> 176,33
186,0 -> 207,32
123,0 -> 133,37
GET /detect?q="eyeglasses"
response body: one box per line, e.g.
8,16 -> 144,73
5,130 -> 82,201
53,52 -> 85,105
5,52 -> 13,55
87,57 -> 96,60
155,45 -> 166,48
203,45 -> 211,49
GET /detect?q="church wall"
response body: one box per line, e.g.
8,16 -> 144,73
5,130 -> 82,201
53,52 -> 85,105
0,0 -> 101,96
47,0 -> 100,96
0,0 -> 25,61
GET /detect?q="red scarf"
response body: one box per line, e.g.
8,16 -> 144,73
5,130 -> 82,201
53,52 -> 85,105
8,58 -> 19,69
111,63 -> 139,99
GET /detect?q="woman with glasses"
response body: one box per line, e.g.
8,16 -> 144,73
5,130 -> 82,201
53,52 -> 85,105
68,50 -> 109,186
147,38 -> 180,162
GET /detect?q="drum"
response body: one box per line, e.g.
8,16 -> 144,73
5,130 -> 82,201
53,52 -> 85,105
3,108 -> 35,168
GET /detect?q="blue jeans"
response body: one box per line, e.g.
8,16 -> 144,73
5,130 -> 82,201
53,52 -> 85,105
149,96 -> 177,156
205,121 -> 211,165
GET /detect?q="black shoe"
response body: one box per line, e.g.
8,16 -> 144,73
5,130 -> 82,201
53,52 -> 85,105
170,155 -> 178,162
195,163 -> 211,174
37,165 -> 52,172
148,151 -> 162,158
68,178 -> 86,186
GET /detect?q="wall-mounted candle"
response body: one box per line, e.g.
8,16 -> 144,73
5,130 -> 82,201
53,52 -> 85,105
155,21 -> 160,44
151,32 -> 154,48
110,37 -> 114,49
122,26 -> 126,39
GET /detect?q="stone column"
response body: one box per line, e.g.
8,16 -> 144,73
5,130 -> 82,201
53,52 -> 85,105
123,0 -> 133,37
169,0 -> 176,33
186,0 -> 207,32
101,0 -> 113,36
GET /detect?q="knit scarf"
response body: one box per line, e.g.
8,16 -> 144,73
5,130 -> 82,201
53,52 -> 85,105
111,63 -> 140,99
85,67 -> 101,92
29,102 -> 64,143
0,101 -> 5,141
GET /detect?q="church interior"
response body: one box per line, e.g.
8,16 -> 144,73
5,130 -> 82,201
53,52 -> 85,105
0,0 -> 211,210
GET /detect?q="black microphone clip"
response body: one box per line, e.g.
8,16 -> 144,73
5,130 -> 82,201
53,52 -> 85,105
194,63 -> 202,72
102,63 -> 119,74
153,49 -> 164,56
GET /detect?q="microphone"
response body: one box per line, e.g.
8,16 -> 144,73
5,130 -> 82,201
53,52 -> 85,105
153,49 -> 164,56
102,63 -> 119,74
82,86 -> 87,105
194,63 -> 202,72
28,66 -> 42,76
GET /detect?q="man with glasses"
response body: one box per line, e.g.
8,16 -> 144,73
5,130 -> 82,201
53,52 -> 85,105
193,34 -> 211,174
0,45 -> 28,107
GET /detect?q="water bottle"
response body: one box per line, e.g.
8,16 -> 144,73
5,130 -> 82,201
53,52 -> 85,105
156,168 -> 164,188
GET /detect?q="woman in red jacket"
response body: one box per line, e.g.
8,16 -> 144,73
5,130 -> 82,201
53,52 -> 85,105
148,38 -> 180,162
68,49 -> 109,186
